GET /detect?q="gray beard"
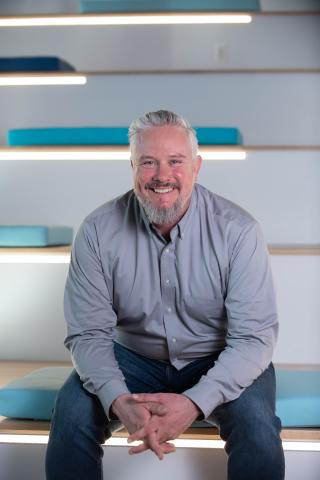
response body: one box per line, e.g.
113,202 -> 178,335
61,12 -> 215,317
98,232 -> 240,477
136,192 -> 184,226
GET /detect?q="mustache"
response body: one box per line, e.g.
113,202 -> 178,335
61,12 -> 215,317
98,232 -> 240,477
146,182 -> 178,189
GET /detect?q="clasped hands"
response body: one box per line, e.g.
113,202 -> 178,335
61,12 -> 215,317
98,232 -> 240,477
111,392 -> 201,460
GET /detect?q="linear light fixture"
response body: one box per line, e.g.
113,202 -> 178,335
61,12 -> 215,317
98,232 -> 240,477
0,434 -> 319,452
0,254 -> 71,264
0,148 -> 246,161
200,150 -> 246,161
0,75 -> 87,86
0,14 -> 252,27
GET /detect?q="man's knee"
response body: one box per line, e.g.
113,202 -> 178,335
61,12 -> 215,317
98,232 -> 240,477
51,370 -> 108,441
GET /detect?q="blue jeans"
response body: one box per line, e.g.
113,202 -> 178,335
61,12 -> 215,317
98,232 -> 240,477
45,343 -> 285,480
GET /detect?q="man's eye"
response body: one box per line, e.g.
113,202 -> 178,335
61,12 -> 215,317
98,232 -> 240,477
170,159 -> 183,165
140,160 -> 155,168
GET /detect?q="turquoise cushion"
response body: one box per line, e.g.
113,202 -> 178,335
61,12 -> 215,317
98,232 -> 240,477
195,127 -> 242,145
275,370 -> 320,427
0,226 -> 73,247
1,367 -> 320,425
81,1 -> 260,13
8,127 -> 129,146
8,127 -> 242,146
0,367 -> 73,420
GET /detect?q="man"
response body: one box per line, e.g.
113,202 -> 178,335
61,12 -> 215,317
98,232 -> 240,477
46,110 -> 285,479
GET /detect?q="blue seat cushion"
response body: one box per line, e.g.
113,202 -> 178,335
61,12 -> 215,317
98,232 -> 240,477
0,367 -> 73,420
80,0 -> 260,13
0,226 -> 73,247
8,127 -> 242,146
1,367 -> 320,425
275,369 -> 320,427
0,57 -> 75,72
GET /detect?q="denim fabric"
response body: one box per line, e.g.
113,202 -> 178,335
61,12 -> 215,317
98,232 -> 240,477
46,343 -> 284,480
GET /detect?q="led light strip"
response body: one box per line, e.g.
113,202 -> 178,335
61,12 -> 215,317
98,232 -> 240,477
0,254 -> 71,264
0,149 -> 246,161
0,434 -> 319,452
0,75 -> 87,86
0,14 -> 252,27
200,150 -> 246,160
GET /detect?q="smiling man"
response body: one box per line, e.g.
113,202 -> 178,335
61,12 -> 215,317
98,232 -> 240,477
131,122 -> 201,238
46,110 -> 285,480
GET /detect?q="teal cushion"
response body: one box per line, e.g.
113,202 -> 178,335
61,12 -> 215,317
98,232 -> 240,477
0,367 -> 73,420
0,226 -> 73,247
80,1 -> 260,13
1,367 -> 318,426
8,127 -> 242,146
275,370 -> 320,427
195,127 -> 242,145
8,127 -> 129,146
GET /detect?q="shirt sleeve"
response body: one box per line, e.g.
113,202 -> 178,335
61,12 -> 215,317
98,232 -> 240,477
64,220 -> 130,419
183,221 -> 278,418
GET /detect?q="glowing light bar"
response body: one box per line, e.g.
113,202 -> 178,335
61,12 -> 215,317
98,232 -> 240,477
0,254 -> 71,264
199,150 -> 246,160
0,435 -> 49,445
0,150 -> 129,161
282,441 -> 320,452
0,149 -> 246,161
0,75 -> 87,86
1,434 -> 319,452
0,14 -> 252,27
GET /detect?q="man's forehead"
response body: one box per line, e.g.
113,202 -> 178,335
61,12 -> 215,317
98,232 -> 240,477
135,125 -> 191,152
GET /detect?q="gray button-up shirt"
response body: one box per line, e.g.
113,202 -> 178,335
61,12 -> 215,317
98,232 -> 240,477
64,184 -> 278,419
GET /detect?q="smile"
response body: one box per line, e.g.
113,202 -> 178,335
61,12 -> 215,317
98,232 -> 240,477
151,188 -> 174,194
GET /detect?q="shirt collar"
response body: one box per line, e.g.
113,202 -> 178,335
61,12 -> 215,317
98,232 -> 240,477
176,186 -> 198,240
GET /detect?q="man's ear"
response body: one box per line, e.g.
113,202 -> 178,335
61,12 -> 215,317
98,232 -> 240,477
194,155 -> 202,179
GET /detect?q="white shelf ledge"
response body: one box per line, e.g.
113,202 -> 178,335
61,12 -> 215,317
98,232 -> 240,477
0,245 -> 319,264
0,145 -> 319,162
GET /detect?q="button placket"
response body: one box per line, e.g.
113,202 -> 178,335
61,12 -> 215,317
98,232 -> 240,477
160,243 -> 180,365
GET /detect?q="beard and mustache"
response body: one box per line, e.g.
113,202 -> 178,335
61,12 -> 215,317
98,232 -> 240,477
134,182 -> 186,226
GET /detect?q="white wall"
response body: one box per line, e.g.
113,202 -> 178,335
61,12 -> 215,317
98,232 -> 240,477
0,5 -> 319,480
1,443 -> 320,480
0,8 -> 319,366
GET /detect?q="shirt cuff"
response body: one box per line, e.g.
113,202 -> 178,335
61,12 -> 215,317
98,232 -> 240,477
183,381 -> 224,419
96,379 -> 130,420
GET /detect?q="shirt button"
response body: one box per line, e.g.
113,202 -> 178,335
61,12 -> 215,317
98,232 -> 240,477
167,307 -> 172,313
172,337 -> 177,343
165,279 -> 170,285
165,248 -> 170,253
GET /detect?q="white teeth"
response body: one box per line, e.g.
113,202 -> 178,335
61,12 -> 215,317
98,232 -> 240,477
153,188 -> 173,194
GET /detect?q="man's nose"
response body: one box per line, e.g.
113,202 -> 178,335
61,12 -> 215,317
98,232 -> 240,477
153,162 -> 172,181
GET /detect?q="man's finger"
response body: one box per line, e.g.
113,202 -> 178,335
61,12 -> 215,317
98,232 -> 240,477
147,402 -> 168,416
128,442 -> 148,455
148,431 -> 164,460
127,426 -> 147,443
129,441 -> 176,456
132,393 -> 161,403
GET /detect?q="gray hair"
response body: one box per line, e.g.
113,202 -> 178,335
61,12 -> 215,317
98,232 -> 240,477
129,110 -> 198,161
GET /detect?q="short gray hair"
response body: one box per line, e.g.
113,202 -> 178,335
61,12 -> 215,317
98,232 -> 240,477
129,110 -> 198,161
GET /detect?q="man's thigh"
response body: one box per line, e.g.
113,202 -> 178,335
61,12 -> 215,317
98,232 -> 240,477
208,363 -> 281,436
114,342 -> 169,393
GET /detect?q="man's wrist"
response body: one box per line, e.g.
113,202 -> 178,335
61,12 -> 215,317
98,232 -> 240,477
111,393 -> 130,418
182,394 -> 204,420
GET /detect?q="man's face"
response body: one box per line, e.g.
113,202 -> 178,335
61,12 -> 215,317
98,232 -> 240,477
131,125 -> 202,228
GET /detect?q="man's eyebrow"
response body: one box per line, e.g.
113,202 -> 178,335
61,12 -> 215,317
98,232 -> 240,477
137,153 -> 187,162
137,155 -> 157,161
168,153 -> 187,158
